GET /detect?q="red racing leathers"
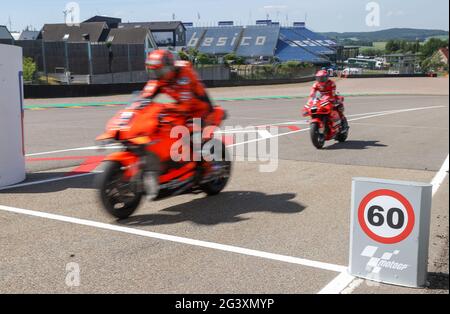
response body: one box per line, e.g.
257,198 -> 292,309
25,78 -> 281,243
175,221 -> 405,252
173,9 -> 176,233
141,60 -> 213,121
310,80 -> 337,103
310,79 -> 346,119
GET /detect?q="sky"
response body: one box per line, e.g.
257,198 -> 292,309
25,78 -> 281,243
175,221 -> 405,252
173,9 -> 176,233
1,0 -> 449,33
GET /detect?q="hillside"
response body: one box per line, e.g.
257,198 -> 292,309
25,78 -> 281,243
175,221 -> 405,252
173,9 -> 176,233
322,28 -> 449,42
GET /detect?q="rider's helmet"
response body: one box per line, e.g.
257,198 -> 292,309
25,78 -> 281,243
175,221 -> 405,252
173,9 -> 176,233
146,49 -> 176,81
315,69 -> 329,84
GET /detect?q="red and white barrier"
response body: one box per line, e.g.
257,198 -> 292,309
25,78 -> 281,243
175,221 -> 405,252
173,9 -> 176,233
0,44 -> 26,188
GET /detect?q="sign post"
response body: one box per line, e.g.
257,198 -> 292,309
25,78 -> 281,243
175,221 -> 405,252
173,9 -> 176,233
349,178 -> 432,288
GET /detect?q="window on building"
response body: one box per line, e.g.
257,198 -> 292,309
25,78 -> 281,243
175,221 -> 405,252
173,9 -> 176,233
153,31 -> 175,47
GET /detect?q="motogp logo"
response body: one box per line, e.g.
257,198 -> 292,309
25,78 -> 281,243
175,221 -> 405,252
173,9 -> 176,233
361,246 -> 409,275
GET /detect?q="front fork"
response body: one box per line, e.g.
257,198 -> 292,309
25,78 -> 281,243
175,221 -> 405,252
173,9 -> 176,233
312,116 -> 328,137
104,150 -> 161,198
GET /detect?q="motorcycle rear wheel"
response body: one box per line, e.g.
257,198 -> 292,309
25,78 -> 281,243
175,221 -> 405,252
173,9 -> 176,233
97,161 -> 143,219
310,122 -> 325,149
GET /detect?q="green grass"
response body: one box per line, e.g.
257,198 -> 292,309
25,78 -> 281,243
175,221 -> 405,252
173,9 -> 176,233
372,42 -> 387,50
426,35 -> 449,41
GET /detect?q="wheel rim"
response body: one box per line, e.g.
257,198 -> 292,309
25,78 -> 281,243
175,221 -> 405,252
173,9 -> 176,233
104,171 -> 139,210
209,161 -> 231,188
204,141 -> 231,188
319,134 -> 325,145
312,125 -> 325,146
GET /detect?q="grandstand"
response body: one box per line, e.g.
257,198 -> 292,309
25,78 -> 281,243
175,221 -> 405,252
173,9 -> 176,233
189,26 -> 244,55
185,22 -> 337,65
235,26 -> 280,59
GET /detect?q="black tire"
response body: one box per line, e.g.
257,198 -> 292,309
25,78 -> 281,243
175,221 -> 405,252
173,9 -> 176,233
97,161 -> 143,219
336,118 -> 349,143
336,132 -> 348,143
200,139 -> 232,196
310,122 -> 325,149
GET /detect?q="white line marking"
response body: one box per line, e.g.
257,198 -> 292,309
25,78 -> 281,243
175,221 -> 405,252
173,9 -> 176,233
222,110 -> 403,133
0,173 -> 98,191
218,129 -> 274,139
341,278 -> 365,294
351,122 -> 448,131
265,120 -> 309,126
26,146 -> 122,157
0,204 -> 347,273
217,130 -> 261,134
348,106 -> 445,122
228,106 -> 445,148
25,106 -> 445,156
229,108 -> 443,131
2,106 -> 447,286
319,154 -> 449,294
11,105 -> 444,190
258,130 -> 272,139
318,272 -> 355,294
431,154 -> 449,196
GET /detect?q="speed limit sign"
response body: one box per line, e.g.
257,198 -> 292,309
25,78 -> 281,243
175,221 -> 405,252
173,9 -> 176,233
358,189 -> 415,244
349,178 -> 432,288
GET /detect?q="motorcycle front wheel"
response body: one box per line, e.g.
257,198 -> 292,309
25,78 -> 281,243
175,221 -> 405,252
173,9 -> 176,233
310,122 -> 325,149
336,117 -> 349,143
97,161 -> 143,219
200,139 -> 232,196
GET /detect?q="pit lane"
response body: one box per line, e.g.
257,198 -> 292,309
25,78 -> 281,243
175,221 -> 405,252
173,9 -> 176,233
0,91 -> 448,294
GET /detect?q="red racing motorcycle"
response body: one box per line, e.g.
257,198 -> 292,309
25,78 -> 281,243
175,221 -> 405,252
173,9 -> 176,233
96,98 -> 232,219
303,93 -> 349,149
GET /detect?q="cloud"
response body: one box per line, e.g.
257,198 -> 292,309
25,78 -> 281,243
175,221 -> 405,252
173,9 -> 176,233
263,5 -> 288,10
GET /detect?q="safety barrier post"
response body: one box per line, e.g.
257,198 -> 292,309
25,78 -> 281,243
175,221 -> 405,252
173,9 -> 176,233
0,44 -> 26,188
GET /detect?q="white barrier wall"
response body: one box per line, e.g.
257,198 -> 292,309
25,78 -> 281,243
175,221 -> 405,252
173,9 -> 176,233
0,44 -> 26,187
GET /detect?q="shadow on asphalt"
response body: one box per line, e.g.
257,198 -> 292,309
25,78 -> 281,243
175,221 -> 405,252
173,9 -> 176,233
118,191 -> 306,227
426,272 -> 449,291
0,173 -> 98,194
326,140 -> 388,150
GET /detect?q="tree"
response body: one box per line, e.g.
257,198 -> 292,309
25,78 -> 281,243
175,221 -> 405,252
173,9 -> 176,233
223,53 -> 246,65
23,57 -> 37,82
178,48 -> 218,64
360,47 -> 385,57
421,56 -> 448,73
420,38 -> 449,58
178,49 -> 189,61
412,40 -> 421,54
385,40 -> 401,53
282,61 -> 303,68
196,52 -> 216,65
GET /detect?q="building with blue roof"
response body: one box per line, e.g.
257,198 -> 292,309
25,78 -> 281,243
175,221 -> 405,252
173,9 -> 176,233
275,36 -> 328,63
184,21 -> 336,65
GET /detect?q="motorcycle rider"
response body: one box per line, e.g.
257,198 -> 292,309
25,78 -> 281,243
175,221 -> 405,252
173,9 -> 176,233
310,69 -> 349,131
142,49 -> 214,123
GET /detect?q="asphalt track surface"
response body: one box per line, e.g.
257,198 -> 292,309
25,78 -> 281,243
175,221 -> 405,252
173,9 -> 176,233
0,94 -> 448,294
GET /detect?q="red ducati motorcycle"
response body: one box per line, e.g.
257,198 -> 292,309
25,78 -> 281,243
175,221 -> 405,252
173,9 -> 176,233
303,93 -> 349,149
96,98 -> 232,219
